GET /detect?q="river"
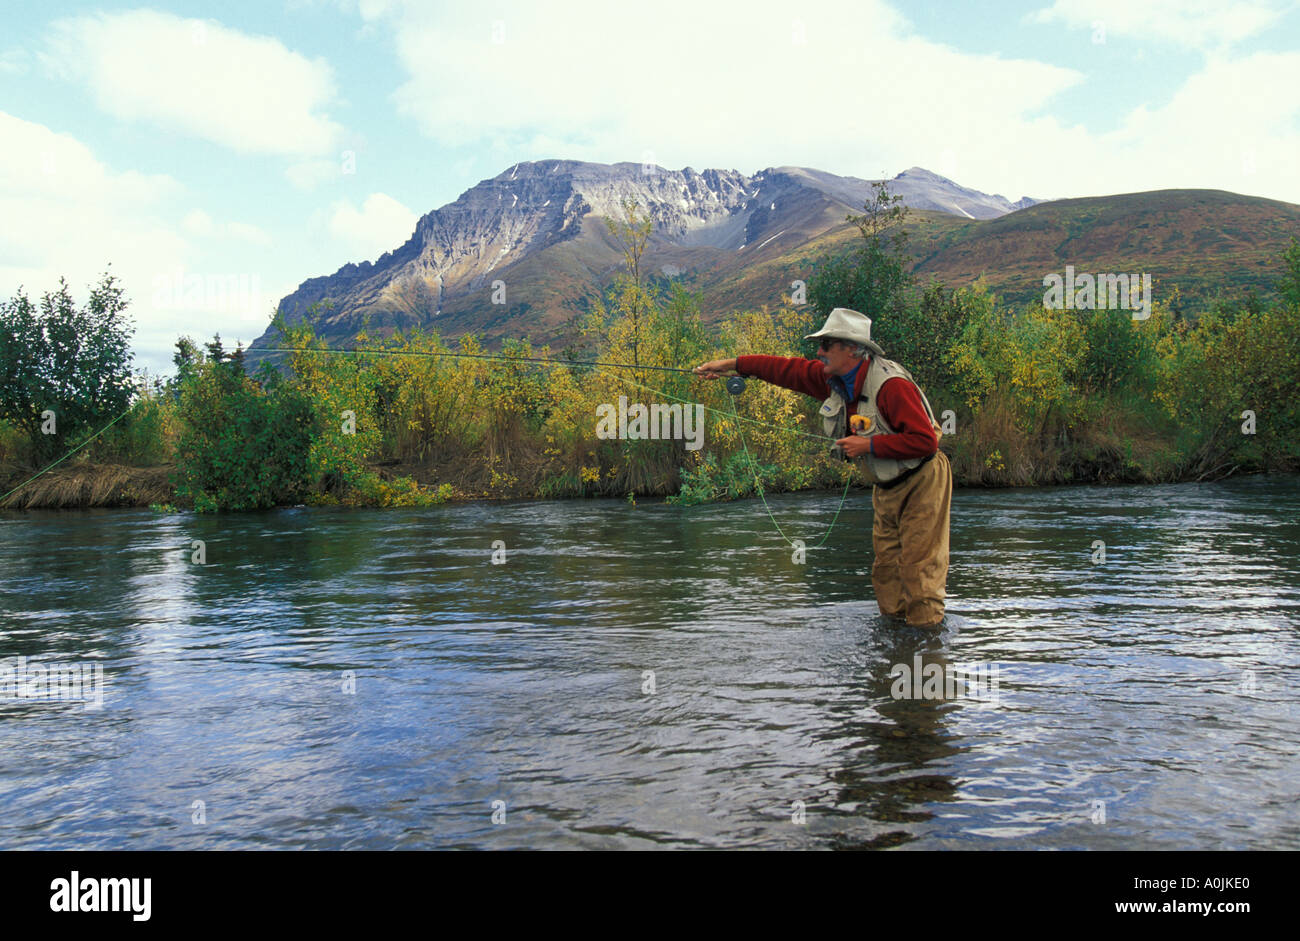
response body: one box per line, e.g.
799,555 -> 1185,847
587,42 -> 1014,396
1,475 -> 1297,849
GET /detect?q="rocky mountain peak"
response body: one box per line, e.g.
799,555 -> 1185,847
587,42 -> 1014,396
251,160 -> 1038,353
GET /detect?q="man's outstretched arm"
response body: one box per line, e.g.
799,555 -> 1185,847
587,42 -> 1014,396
731,354 -> 830,400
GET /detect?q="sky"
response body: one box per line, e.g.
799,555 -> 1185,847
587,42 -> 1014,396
2,0 -> 1298,375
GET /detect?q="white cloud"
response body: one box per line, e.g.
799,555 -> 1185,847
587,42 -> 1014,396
0,49 -> 29,75
1092,51 -> 1300,197
286,157 -> 344,190
370,0 -> 1086,199
183,209 -> 272,245
360,0 -> 1300,204
304,0 -> 398,22
1030,0 -> 1288,48
325,193 -> 418,262
348,0 -> 398,21
182,209 -> 215,236
0,112 -> 285,373
43,9 -> 342,156
0,111 -> 185,286
227,222 -> 273,247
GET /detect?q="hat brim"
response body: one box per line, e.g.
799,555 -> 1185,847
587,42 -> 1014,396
803,330 -> 885,357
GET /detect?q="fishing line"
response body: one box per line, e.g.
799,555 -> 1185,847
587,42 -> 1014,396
263,345 -> 859,547
592,366 -> 855,549
0,403 -> 138,505
254,345 -> 702,376
258,345 -> 832,442
5,345 -> 862,549
726,392 -> 855,550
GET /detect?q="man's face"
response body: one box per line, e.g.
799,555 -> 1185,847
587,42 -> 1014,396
817,337 -> 861,377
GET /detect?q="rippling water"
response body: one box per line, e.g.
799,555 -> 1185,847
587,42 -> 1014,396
2,475 -> 1298,849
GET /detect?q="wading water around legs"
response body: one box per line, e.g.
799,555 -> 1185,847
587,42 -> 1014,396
696,307 -> 953,627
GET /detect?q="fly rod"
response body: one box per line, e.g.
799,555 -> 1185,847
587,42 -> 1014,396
253,345 -> 750,395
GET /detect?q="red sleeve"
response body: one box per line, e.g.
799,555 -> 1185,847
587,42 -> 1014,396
871,377 -> 939,460
735,354 -> 830,400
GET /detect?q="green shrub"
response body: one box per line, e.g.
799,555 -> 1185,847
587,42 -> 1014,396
173,339 -> 318,511
0,273 -> 135,464
94,378 -> 177,465
668,451 -> 774,506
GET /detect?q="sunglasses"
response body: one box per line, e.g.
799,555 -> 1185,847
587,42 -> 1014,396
818,338 -> 845,352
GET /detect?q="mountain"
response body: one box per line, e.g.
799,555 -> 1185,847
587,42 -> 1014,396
248,162 -> 1300,361
249,161 -> 1036,353
688,188 -> 1300,319
907,188 -> 1300,307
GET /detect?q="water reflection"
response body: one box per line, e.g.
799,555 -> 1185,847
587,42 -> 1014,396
1,475 -> 1298,849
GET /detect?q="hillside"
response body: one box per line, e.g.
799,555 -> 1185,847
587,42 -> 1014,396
909,188 -> 1300,308
248,165 -> 1300,360
248,161 -> 1034,356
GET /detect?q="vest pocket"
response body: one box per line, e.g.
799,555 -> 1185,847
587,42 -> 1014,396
820,396 -> 846,455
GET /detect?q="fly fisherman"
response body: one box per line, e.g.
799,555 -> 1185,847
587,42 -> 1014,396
694,308 -> 952,627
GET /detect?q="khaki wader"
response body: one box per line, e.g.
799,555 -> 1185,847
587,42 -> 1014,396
819,355 -> 952,628
868,449 -> 952,627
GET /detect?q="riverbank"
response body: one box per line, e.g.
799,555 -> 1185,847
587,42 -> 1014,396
3,445 -> 1286,510
0,462 -> 175,510
6,266 -> 1296,513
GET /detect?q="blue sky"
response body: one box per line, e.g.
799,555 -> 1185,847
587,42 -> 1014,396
2,0 -> 1298,374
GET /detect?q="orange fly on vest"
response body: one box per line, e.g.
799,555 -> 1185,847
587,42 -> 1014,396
819,355 -> 942,485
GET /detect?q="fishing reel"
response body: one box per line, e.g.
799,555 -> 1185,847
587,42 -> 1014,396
725,375 -> 747,396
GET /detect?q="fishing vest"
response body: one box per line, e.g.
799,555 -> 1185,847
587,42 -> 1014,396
819,355 -> 942,485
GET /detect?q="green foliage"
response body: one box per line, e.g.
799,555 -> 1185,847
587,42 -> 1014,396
1155,299 -> 1300,474
17,198 -> 1300,509
0,418 -> 23,469
940,282 -> 1006,409
1079,305 -> 1159,394
807,180 -> 914,358
568,211 -> 718,496
603,198 -> 657,369
93,376 -> 177,465
1278,237 -> 1300,309
258,314 -> 457,506
274,317 -> 382,492
173,337 -> 318,511
0,272 -> 135,464
169,337 -> 205,397
325,471 -> 453,507
878,280 -> 969,406
667,452 -> 774,506
948,288 -> 1094,432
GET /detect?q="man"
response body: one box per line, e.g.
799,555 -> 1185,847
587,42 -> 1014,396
694,307 -> 952,627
